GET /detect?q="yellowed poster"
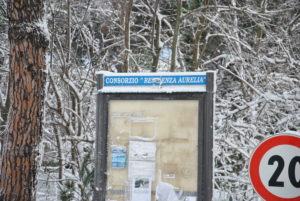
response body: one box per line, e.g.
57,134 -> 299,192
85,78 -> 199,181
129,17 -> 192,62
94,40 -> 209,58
106,100 -> 199,201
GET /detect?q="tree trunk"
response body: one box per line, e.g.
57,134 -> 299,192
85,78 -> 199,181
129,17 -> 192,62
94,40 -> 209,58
67,0 -> 72,64
123,0 -> 133,72
143,0 -> 162,72
190,0 -> 209,71
0,0 -> 48,200
170,0 -> 182,72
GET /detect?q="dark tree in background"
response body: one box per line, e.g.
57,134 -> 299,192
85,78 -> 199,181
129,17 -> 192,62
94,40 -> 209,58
0,0 -> 48,200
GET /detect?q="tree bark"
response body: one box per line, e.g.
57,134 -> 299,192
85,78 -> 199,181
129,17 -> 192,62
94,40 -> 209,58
142,0 -> 161,72
170,0 -> 182,72
151,0 -> 161,72
191,0 -> 209,71
123,0 -> 133,72
0,0 -> 48,200
67,0 -> 72,66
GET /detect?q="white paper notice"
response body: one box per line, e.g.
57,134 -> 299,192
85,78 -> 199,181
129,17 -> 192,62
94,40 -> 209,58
131,178 -> 151,201
163,174 -> 176,179
185,196 -> 197,201
128,161 -> 156,181
129,141 -> 156,180
129,141 -> 156,161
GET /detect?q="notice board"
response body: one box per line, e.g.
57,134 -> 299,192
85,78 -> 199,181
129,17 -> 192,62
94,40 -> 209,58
94,72 -> 215,201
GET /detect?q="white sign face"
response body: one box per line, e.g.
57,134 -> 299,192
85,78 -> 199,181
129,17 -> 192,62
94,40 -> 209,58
249,134 -> 300,201
259,145 -> 300,198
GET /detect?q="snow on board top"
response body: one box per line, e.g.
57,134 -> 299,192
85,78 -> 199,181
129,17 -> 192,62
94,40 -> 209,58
96,71 -> 216,93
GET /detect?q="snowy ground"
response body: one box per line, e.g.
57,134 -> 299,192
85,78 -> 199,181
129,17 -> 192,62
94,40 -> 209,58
36,172 -> 261,201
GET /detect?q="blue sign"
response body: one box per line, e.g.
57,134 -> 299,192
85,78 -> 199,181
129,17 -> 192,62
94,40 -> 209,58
111,146 -> 127,168
103,75 -> 206,86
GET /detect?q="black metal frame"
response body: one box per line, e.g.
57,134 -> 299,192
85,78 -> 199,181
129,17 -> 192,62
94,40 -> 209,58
94,72 -> 214,201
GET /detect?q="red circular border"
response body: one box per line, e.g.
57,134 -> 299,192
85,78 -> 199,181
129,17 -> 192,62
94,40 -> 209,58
249,135 -> 300,201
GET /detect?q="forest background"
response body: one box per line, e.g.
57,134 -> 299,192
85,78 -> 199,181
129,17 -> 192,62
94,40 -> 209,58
0,0 -> 299,200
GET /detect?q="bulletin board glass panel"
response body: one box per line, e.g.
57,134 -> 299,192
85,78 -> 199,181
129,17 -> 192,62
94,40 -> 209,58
106,100 -> 199,201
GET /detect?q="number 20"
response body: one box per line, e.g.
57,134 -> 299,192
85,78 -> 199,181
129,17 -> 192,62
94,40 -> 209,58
268,155 -> 300,188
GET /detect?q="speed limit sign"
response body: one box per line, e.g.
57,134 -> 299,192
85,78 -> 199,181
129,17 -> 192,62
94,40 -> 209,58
249,134 -> 300,201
